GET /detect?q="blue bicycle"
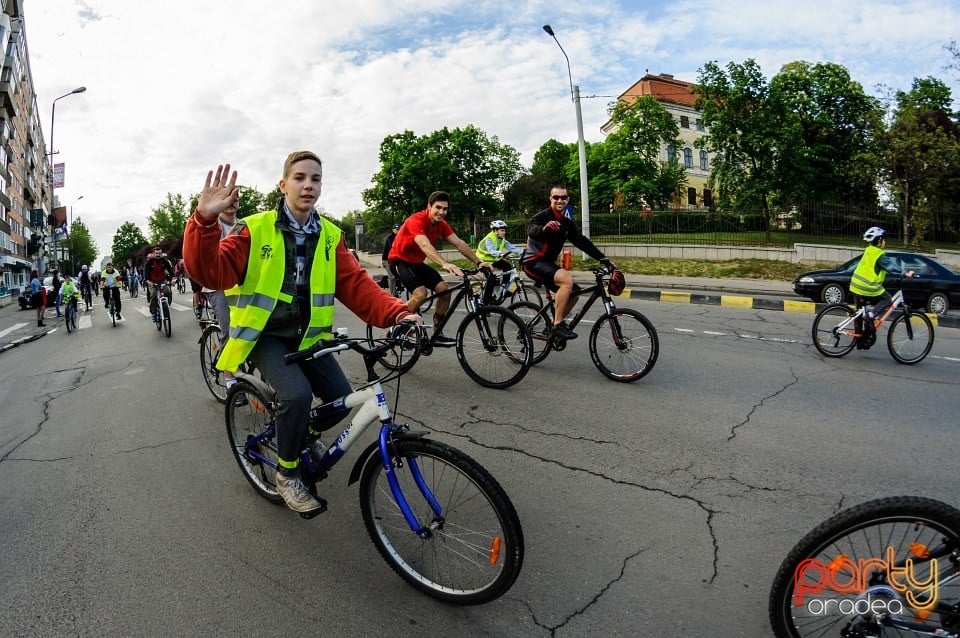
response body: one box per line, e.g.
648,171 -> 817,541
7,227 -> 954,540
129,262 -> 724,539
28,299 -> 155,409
224,324 -> 524,604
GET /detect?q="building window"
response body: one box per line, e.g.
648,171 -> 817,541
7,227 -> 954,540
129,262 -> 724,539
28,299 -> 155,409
703,189 -> 713,207
680,115 -> 690,128
667,145 -> 676,163
687,188 -> 697,206
683,147 -> 693,168
696,118 -> 704,131
700,150 -> 708,171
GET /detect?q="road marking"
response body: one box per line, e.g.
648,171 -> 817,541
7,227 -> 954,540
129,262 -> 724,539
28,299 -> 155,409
0,323 -> 28,338
674,327 -> 800,344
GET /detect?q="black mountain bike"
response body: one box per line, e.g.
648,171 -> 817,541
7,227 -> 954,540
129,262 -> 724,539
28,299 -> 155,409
508,264 -> 659,382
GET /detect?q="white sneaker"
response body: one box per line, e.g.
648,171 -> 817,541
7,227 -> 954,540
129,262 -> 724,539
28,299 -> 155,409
275,473 -> 326,514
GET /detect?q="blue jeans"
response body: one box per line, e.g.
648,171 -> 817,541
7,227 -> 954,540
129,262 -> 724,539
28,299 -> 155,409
54,292 -> 62,316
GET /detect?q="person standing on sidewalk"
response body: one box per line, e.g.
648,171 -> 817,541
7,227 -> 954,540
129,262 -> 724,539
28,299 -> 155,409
52,271 -> 62,318
30,269 -> 46,327
381,223 -> 400,296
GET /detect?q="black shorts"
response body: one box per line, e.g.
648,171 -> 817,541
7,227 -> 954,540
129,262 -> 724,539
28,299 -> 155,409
390,260 -> 443,293
189,278 -> 202,293
522,260 -> 560,292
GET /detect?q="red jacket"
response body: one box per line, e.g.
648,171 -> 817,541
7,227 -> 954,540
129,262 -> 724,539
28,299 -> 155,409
183,211 -> 409,328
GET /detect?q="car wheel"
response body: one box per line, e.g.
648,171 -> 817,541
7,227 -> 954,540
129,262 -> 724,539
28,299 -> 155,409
926,292 -> 949,316
821,284 -> 845,304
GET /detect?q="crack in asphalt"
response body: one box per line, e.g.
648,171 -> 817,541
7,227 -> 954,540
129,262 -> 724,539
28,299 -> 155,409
1,367 -> 85,464
519,548 -> 647,636
726,371 -> 800,442
421,416 -> 723,587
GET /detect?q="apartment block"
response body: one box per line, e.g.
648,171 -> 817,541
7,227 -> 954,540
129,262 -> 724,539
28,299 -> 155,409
602,73 -> 714,210
0,0 -> 51,295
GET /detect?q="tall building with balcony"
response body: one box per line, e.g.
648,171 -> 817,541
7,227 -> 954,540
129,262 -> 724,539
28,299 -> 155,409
0,0 -> 50,296
602,73 -> 714,210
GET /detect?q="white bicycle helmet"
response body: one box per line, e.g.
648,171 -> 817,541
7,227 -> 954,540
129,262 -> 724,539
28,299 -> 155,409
490,220 -> 508,230
81,264 -> 88,270
863,226 -> 886,242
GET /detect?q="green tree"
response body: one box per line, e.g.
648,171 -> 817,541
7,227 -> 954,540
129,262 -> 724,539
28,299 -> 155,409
530,139 -> 574,185
69,217 -> 98,273
362,125 -> 523,236
147,193 -> 191,244
771,61 -> 884,208
111,221 -> 149,265
503,172 -> 553,215
598,95 -> 685,208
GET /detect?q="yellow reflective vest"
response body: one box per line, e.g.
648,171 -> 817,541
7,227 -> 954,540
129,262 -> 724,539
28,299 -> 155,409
849,245 -> 886,297
216,210 -> 338,372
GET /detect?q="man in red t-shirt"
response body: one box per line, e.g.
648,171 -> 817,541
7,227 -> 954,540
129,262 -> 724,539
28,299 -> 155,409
388,190 -> 491,344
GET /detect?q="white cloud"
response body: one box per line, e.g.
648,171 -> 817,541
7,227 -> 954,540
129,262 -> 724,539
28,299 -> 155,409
21,0 -> 959,263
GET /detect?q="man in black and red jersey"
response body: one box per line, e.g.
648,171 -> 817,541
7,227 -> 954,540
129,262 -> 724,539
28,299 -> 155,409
388,190 -> 492,345
520,184 -> 613,341
143,246 -> 174,321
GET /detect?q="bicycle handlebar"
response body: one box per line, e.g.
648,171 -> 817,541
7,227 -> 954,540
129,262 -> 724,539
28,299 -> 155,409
283,321 -> 426,365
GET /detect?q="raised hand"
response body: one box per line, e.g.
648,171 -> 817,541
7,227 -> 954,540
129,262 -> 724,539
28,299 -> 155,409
543,220 -> 561,232
196,164 -> 239,219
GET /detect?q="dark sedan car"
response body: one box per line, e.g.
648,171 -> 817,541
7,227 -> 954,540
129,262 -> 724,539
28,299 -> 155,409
793,251 -> 960,315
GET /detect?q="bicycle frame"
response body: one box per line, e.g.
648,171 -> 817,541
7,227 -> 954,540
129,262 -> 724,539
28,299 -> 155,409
412,270 -> 484,337
238,337 -> 442,535
833,290 -> 911,338
541,267 -> 627,340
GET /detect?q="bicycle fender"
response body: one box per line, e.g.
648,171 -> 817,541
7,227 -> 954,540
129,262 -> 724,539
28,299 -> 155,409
232,371 -> 274,399
346,430 -> 432,486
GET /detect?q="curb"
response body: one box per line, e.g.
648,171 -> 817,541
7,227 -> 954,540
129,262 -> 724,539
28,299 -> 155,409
621,287 -> 960,330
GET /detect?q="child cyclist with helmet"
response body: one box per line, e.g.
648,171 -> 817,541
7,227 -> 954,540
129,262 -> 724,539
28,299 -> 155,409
476,220 -> 520,270
849,226 -> 915,349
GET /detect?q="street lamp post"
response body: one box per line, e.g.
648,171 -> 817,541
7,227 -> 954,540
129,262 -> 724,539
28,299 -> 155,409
68,195 -> 83,274
542,25 -> 590,238
49,86 -> 87,274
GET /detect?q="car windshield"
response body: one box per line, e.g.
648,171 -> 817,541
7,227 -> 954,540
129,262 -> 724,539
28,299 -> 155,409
43,276 -> 53,287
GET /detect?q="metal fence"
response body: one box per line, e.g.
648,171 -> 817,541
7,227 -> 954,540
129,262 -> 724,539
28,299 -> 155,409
357,202 -> 960,253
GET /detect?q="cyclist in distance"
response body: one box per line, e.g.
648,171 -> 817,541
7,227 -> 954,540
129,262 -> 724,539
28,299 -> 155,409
476,220 -> 520,271
61,274 -> 79,314
520,184 -> 614,340
100,262 -> 123,320
849,226 -> 915,349
184,152 -> 421,516
143,246 -> 174,322
381,223 -> 401,296
387,190 -> 492,344
77,264 -> 93,306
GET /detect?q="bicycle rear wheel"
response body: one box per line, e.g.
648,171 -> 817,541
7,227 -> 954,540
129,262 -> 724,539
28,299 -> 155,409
364,323 -> 422,374
811,304 -> 856,357
507,301 -> 553,364
455,306 -> 532,389
225,381 -> 282,503
200,325 -> 228,402
589,309 -> 659,382
768,496 -> 960,638
359,438 -> 524,604
887,311 -> 934,364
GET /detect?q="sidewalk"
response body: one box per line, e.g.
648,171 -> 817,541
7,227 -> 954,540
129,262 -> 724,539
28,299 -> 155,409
0,300 -> 62,354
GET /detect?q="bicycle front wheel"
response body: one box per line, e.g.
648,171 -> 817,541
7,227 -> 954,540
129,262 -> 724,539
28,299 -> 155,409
200,325 -> 228,402
507,301 -> 553,364
456,306 -> 532,389
225,381 -> 282,503
811,304 -> 856,357
768,496 -> 960,638
364,323 -> 422,374
65,306 -> 75,333
506,281 -> 543,308
162,301 -> 172,338
110,301 -> 116,327
359,438 -> 524,604
589,309 -> 659,382
887,311 -> 934,364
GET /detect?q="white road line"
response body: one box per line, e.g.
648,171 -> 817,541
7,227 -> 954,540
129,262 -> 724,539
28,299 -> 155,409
674,327 -> 800,344
0,323 -> 28,339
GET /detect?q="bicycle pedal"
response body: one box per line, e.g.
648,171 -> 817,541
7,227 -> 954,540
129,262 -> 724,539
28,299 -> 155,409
298,503 -> 328,519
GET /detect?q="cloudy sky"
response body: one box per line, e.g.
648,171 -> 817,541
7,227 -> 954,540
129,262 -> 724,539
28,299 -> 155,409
23,0 -> 960,263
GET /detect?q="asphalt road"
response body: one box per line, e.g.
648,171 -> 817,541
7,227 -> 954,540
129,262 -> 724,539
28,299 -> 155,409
1,287 -> 958,637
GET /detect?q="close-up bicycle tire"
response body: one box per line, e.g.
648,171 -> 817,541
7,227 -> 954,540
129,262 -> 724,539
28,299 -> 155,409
358,438 -> 524,604
887,311 -> 934,364
589,309 -> 659,382
455,305 -> 532,389
768,496 -> 960,638
225,380 -> 282,504
811,304 -> 857,357
162,301 -> 172,338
